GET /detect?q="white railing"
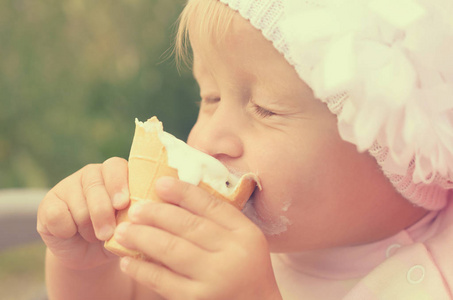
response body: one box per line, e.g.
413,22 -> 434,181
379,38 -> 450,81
0,188 -> 48,217
0,188 -> 49,300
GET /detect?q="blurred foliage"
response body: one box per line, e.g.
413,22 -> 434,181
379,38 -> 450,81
0,0 -> 199,188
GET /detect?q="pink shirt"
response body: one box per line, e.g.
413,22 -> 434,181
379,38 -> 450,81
271,195 -> 453,299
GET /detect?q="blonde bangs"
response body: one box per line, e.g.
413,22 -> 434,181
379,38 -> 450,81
175,0 -> 236,68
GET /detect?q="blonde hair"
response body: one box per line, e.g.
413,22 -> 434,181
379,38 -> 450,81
175,0 -> 236,68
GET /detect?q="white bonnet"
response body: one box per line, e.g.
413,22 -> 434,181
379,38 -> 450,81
219,0 -> 453,210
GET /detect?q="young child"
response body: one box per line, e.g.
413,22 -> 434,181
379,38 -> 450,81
37,0 -> 453,299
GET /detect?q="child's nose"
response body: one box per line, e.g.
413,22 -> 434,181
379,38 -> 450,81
188,108 -> 243,160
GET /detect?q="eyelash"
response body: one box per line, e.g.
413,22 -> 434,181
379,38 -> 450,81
197,97 -> 220,106
197,98 -> 275,118
253,103 -> 275,118
207,97 -> 221,103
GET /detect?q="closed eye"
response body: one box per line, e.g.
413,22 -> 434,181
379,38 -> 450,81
202,97 -> 221,104
253,103 -> 275,118
196,97 -> 220,108
197,97 -> 221,114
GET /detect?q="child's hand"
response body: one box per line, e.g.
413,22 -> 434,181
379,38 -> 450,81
115,176 -> 282,300
37,157 -> 130,270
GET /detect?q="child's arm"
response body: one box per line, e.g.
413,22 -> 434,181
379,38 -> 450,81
37,157 -> 161,300
45,249 -> 165,300
45,249 -> 134,299
114,176 -> 283,300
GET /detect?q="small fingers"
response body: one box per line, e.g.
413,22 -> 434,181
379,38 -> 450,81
120,257 -> 193,300
37,190 -> 77,239
155,177 -> 250,230
53,172 -> 98,243
128,202 -> 226,251
81,164 -> 116,241
115,222 -> 205,278
102,157 -> 130,210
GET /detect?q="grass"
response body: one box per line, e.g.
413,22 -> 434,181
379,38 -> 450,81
0,242 -> 47,300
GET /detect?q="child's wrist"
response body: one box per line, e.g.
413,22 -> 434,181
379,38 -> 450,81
46,247 -> 119,272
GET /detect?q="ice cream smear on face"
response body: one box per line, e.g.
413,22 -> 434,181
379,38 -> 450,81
136,118 -> 256,197
243,196 -> 292,236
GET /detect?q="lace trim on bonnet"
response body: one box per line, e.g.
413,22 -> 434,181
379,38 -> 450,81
219,0 -> 453,210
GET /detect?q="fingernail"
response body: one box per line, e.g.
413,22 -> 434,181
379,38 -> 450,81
113,188 -> 129,207
129,203 -> 142,219
98,225 -> 114,241
155,176 -> 175,191
114,222 -> 130,240
120,256 -> 131,272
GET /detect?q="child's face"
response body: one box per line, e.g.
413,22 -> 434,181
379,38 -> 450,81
186,13 -> 422,253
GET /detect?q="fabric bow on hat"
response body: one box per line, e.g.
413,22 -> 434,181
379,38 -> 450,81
282,0 -> 453,188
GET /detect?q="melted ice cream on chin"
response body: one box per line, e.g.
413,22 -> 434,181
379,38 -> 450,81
242,194 -> 290,236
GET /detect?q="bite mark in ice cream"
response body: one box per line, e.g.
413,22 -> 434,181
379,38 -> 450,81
140,118 -> 241,196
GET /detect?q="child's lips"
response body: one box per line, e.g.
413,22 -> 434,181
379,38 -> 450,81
222,164 -> 262,206
224,165 -> 262,188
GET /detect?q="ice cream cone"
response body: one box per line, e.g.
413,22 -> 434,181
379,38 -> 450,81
104,117 -> 259,259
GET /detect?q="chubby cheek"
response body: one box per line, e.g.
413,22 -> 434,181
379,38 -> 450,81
252,171 -> 319,252
248,139 -> 347,252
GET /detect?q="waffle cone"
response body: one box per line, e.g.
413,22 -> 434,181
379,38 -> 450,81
104,117 -> 259,259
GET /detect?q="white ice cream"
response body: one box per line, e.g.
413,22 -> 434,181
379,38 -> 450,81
137,118 -> 239,195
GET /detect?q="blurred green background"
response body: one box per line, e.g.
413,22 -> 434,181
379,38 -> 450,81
1,0 -> 199,189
